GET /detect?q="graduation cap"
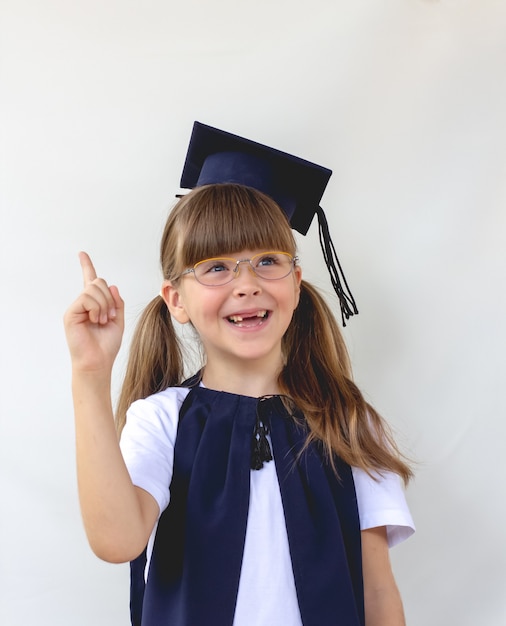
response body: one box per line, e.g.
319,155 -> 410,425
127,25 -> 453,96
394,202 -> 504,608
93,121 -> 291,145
180,121 -> 358,325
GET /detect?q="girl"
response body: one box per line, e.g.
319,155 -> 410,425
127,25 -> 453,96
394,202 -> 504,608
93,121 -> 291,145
64,143 -> 414,626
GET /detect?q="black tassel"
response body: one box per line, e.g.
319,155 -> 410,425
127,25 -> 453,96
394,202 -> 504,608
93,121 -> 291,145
251,399 -> 273,470
316,206 -> 358,326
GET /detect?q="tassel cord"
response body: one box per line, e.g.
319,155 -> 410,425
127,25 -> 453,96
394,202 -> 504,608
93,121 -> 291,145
317,206 -> 358,326
250,398 -> 274,470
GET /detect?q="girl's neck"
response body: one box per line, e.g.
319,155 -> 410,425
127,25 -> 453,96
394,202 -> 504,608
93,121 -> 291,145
201,359 -> 283,398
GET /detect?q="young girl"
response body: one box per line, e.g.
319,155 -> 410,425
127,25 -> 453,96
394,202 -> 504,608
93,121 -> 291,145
64,130 -> 414,626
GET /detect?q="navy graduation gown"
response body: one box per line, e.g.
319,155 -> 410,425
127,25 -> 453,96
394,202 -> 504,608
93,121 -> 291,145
130,386 -> 364,626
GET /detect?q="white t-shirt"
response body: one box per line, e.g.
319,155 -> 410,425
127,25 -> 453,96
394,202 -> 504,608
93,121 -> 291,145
120,386 -> 415,626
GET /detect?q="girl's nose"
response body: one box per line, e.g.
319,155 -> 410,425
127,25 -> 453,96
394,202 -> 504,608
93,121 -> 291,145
232,264 -> 262,296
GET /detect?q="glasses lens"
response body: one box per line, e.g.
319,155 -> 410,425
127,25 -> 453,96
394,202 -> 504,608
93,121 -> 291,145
194,258 -> 236,286
251,253 -> 293,280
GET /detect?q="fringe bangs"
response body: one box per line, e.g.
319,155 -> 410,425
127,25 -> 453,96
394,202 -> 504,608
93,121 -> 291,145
177,184 -> 297,268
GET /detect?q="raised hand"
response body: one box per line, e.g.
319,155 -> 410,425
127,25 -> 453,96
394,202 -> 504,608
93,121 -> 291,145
64,252 -> 125,373
64,254 -> 158,560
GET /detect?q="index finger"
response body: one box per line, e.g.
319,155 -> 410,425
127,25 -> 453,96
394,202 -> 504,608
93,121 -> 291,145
79,251 -> 98,286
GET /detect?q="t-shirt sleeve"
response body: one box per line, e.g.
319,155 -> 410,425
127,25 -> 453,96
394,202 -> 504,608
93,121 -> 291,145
119,387 -> 190,517
352,467 -> 415,548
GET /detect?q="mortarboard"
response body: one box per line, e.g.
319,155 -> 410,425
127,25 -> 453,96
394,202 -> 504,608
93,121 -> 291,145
180,121 -> 358,325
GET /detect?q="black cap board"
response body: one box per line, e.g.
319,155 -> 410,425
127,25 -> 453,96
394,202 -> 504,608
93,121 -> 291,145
179,121 -> 358,324
180,121 -> 332,236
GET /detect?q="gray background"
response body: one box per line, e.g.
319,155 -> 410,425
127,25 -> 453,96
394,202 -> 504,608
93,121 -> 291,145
1,1 -> 505,624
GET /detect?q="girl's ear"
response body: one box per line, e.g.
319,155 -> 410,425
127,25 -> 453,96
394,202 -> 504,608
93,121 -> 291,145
161,280 -> 190,324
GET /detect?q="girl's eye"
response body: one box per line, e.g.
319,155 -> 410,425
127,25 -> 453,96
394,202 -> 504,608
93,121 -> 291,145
206,262 -> 229,273
257,255 -> 278,267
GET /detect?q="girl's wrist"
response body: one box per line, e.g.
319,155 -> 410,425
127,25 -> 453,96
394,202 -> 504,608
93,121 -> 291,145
71,368 -> 113,397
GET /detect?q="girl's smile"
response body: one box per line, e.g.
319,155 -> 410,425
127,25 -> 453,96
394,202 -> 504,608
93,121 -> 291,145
226,308 -> 269,327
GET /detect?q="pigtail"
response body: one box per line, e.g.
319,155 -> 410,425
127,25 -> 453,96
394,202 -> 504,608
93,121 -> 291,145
281,281 -> 413,484
115,295 -> 184,436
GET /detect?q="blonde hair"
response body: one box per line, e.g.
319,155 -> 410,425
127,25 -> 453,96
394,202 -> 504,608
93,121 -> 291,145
116,184 -> 412,483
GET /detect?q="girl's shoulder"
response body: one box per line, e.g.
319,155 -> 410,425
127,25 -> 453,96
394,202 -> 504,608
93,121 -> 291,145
125,386 -> 192,436
137,385 -> 193,410
130,387 -> 194,411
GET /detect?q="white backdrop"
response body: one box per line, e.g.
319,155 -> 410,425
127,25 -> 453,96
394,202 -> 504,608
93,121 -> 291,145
1,1 -> 505,624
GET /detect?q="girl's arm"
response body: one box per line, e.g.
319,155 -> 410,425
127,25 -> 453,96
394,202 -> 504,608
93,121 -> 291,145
361,526 -> 406,626
64,252 -> 159,563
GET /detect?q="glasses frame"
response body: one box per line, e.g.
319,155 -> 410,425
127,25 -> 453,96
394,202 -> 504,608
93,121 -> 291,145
179,251 -> 298,287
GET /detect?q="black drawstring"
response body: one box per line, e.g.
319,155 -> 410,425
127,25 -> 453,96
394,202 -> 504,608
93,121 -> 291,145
317,206 -> 358,326
251,398 -> 273,470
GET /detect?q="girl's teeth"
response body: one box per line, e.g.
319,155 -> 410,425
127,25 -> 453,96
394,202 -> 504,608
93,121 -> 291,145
229,311 -> 267,323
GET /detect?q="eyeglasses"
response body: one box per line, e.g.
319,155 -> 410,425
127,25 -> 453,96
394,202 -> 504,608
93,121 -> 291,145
179,251 -> 298,287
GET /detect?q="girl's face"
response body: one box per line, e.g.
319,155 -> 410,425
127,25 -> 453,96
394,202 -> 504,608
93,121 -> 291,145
162,248 -> 302,377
